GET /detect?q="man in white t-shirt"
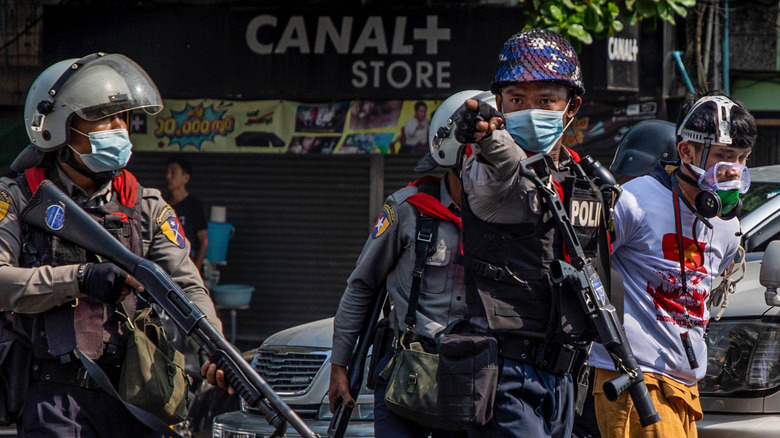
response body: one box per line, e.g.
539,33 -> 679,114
589,92 -> 757,437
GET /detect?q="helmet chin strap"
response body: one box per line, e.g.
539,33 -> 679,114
677,163 -> 700,187
59,147 -> 118,184
698,138 -> 711,169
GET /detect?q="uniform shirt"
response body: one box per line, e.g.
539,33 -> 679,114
462,129 -> 547,224
588,172 -> 740,385
331,178 -> 466,367
0,164 -> 222,331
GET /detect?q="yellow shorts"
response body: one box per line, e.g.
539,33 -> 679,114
592,368 -> 703,438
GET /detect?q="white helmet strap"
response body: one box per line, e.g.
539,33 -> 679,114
676,95 -> 737,147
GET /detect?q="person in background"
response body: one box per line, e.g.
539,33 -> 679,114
588,92 -> 757,437
610,119 -> 678,184
166,157 -> 209,272
399,101 -> 430,155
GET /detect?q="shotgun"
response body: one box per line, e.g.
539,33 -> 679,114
20,180 -> 319,438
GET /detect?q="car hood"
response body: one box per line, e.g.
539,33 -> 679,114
262,317 -> 334,348
713,259 -> 780,319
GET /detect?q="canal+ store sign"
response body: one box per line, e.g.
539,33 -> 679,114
235,8 -> 528,99
41,5 -> 648,100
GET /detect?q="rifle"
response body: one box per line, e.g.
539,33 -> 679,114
518,154 -> 661,427
20,180 -> 319,438
327,287 -> 388,438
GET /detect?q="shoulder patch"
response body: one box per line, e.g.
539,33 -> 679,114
0,190 -> 11,222
157,204 -> 176,226
371,203 -> 395,239
161,216 -> 186,248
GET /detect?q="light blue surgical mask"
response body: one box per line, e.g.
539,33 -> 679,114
69,128 -> 133,172
503,101 -> 573,154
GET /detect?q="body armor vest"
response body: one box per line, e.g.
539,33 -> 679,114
6,168 -> 144,362
462,159 -> 609,341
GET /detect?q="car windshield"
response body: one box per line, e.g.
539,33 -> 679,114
740,182 -> 780,218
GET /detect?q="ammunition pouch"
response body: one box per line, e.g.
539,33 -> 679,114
496,333 -> 586,376
436,326 -> 499,429
0,337 -> 33,426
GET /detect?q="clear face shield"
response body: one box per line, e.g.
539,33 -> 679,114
56,54 -> 163,121
698,161 -> 751,194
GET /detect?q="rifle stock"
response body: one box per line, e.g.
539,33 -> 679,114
21,180 -> 318,438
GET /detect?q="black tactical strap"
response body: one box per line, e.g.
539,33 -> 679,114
403,181 -> 441,329
76,348 -> 183,438
405,214 -> 437,329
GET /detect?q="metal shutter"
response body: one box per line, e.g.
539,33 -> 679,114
128,152 -> 370,348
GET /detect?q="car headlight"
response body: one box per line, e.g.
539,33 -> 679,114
699,318 -> 780,396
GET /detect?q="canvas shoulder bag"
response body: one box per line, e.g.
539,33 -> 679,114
381,203 -> 465,431
118,305 -> 190,425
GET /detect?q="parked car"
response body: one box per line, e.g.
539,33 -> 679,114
696,164 -> 780,437
212,165 -> 780,437
212,317 -> 374,437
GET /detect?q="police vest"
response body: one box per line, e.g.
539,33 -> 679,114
3,167 -> 145,362
461,153 -> 609,341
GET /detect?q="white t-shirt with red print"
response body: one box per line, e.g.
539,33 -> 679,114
588,172 -> 741,385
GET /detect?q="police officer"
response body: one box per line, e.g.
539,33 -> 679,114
0,53 -> 223,437
328,91 -> 479,438
453,28 -> 611,437
610,119 -> 678,184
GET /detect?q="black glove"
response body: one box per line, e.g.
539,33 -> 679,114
77,262 -> 128,304
453,100 -> 504,144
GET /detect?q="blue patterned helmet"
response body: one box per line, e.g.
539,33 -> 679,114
490,28 -> 584,96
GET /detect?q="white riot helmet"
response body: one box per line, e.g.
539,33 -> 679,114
415,90 -> 494,172
23,52 -> 163,152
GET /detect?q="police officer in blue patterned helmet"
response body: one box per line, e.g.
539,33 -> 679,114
449,28 -> 612,438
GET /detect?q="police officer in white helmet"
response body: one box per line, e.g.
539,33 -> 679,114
329,91 -> 487,438
0,53 -> 224,437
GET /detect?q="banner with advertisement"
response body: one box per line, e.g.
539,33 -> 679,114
131,98 -> 443,154
130,96 -> 666,163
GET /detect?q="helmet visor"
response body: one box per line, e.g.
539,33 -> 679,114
56,54 -> 163,121
698,162 -> 751,194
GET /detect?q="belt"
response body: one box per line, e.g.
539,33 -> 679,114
31,358 -> 120,390
496,334 -> 584,375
